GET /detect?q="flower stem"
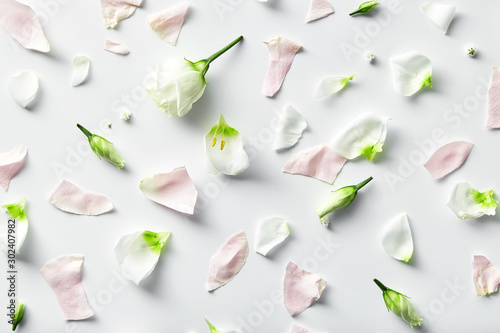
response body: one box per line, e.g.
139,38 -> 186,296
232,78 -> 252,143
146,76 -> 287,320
200,36 -> 243,76
77,124 -> 93,139
373,278 -> 387,291
355,176 -> 373,190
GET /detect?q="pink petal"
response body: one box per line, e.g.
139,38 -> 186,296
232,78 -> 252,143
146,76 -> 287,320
284,261 -> 327,316
0,144 -> 28,192
206,231 -> 248,291
139,167 -> 198,215
0,0 -> 50,52
473,255 -> 500,296
148,2 -> 189,46
292,325 -> 314,333
487,66 -> 500,128
424,141 -> 473,180
100,0 -> 142,29
40,255 -> 93,320
283,144 -> 347,184
104,39 -> 130,55
262,36 -> 301,97
305,0 -> 334,23
48,180 -> 114,216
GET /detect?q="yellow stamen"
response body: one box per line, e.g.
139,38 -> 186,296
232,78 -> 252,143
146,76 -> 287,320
220,140 -> 225,150
212,137 -> 217,147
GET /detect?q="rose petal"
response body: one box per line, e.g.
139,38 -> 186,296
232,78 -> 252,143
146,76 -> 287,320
100,0 -> 142,29
148,2 -> 189,46
206,231 -> 248,291
306,0 -> 334,22
139,166 -> 198,215
7,71 -> 39,108
0,144 -> 28,192
72,55 -> 90,87
0,0 -> 50,52
255,217 -> 290,256
314,74 -> 354,98
273,104 -> 307,150
262,35 -> 301,97
447,182 -> 498,220
283,144 -> 346,184
487,67 -> 500,129
390,51 -> 432,96
473,255 -> 500,296
292,325 -> 314,333
104,40 -> 130,55
0,198 -> 28,253
48,180 -> 114,216
284,261 -> 327,316
424,141 -> 473,180
421,2 -> 456,34
40,255 -> 93,320
381,213 -> 413,262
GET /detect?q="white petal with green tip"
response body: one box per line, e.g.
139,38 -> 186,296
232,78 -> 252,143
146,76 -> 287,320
204,317 -> 242,333
381,213 -> 413,262
315,74 -> 354,98
273,104 -> 307,150
421,2 -> 456,34
447,182 -> 498,220
255,217 -> 290,256
390,51 -> 432,96
7,71 -> 39,108
72,56 -> 90,87
1,198 -> 28,253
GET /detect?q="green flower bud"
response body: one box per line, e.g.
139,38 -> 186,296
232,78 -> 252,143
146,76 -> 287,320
349,0 -> 379,16
12,302 -> 26,331
77,124 -> 125,169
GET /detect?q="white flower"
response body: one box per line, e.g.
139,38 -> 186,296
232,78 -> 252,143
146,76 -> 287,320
447,182 -> 498,220
390,51 -> 432,96
467,46 -> 477,57
120,110 -> 132,120
365,51 -> 375,62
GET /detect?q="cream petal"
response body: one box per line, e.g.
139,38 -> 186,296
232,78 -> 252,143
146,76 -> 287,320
7,71 -> 39,108
314,75 -> 353,98
421,2 -> 456,34
473,255 -> 500,296
72,56 -> 90,87
284,261 -> 327,316
424,141 -> 473,180
273,104 -> 307,150
390,51 -> 432,96
48,180 -> 114,216
447,182 -> 498,220
40,255 -> 93,320
0,144 -> 27,192
204,134 -> 249,176
381,213 -> 413,262
255,217 -> 290,256
100,0 -> 142,29
487,67 -> 500,129
262,35 -> 301,97
292,325 -> 314,333
206,231 -> 248,291
148,2 -> 189,46
282,144 -> 346,184
104,40 -> 130,55
139,167 -> 198,215
305,0 -> 334,22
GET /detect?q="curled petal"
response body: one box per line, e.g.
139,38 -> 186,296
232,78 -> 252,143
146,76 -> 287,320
473,255 -> 500,296
0,144 -> 27,192
421,2 -> 456,34
424,141 -> 473,180
447,182 -> 498,220
100,0 -> 142,29
7,71 -> 39,108
273,104 -> 307,150
305,0 -> 334,23
255,217 -> 290,256
291,325 -> 313,333
487,67 -> 500,129
40,255 -> 93,320
72,56 -> 90,87
315,74 -> 354,98
390,51 -> 432,96
148,2 -> 189,46
381,213 -> 413,262
262,35 -> 301,97
104,40 -> 130,55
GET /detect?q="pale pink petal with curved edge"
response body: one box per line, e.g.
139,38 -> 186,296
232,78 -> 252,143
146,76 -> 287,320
424,141 -> 473,180
0,144 -> 27,192
48,180 -> 114,216
104,40 -> 130,55
283,144 -> 346,184
139,166 -> 198,215
100,0 -> 143,29
262,36 -> 301,97
0,0 -> 50,52
473,255 -> 500,296
292,325 -> 314,333
284,261 -> 327,316
148,2 -> 189,46
306,0 -> 334,23
206,231 -> 248,291
40,255 -> 93,320
487,67 -> 500,129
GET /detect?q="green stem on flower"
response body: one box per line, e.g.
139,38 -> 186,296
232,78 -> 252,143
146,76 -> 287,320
374,278 -> 388,292
201,36 -> 243,76
77,124 -> 93,139
355,176 -> 373,190
349,8 -> 363,15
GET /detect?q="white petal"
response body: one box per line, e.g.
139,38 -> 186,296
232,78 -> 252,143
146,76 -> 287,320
273,104 -> 307,150
205,134 -> 249,176
48,180 -> 114,216
421,2 -> 456,34
390,51 -> 432,96
292,325 -> 314,333
148,2 -> 189,46
0,198 -> 28,254
447,182 -> 497,220
139,167 -> 198,215
104,40 -> 130,55
100,0 -> 142,29
0,144 -> 28,192
72,55 -> 90,87
381,213 -> 413,262
255,217 -> 290,256
7,71 -> 39,108
315,75 -> 352,98
306,0 -> 334,22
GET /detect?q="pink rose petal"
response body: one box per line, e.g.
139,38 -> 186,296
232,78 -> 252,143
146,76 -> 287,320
306,0 -> 334,23
40,255 -> 93,320
206,231 -> 248,291
148,2 -> 189,46
104,39 -> 130,55
100,0 -> 142,29
284,261 -> 327,316
0,0 -> 50,52
139,167 -> 198,215
292,325 -> 314,333
48,180 -> 114,216
487,66 -> 500,129
473,255 -> 500,296
424,141 -> 473,180
262,36 -> 301,97
283,144 -> 347,184
0,144 -> 28,192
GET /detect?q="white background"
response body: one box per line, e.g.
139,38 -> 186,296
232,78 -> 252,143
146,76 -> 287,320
1,0 -> 500,332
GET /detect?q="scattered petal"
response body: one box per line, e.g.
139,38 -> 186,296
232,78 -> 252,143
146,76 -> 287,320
206,231 -> 248,291
1,198 -> 28,253
148,2 -> 189,46
273,104 -> 307,150
40,255 -> 93,321
72,55 -> 90,87
7,71 -> 39,108
100,0 -> 142,29
424,141 -> 473,180
283,144 -> 346,184
139,167 -> 198,215
48,180 -> 114,216
305,0 -> 334,23
284,261 -> 327,316
262,35 -> 301,97
473,255 -> 500,296
204,317 -> 241,333
390,51 -> 432,96
0,0 -> 50,52
447,182 -> 498,220
104,40 -> 130,55
381,213 -> 413,262
0,144 -> 27,192
114,230 -> 171,285
421,2 -> 456,34
291,325 -> 313,333
315,73 -> 355,98
487,66 -> 500,129
255,217 -> 290,256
